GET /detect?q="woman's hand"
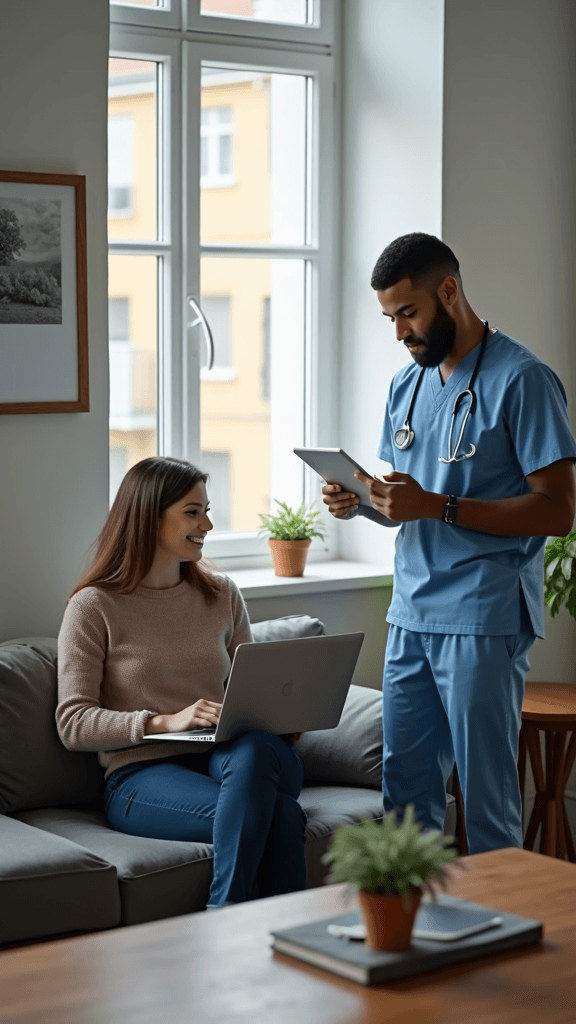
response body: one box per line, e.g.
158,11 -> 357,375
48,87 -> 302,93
144,699 -> 222,735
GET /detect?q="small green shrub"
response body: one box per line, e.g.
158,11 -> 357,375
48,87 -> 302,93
544,532 -> 576,621
323,805 -> 459,899
258,500 -> 327,541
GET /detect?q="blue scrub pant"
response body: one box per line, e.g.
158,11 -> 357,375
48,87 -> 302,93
104,730 -> 307,907
382,618 -> 535,854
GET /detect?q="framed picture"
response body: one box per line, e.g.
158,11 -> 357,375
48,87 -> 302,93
0,170 -> 89,413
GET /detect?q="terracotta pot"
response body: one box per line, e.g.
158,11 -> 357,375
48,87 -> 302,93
358,887 -> 422,951
268,538 -> 311,577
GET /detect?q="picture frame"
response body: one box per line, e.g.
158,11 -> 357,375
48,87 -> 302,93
0,170 -> 89,413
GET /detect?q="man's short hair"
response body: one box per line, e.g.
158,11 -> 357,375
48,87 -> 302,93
370,233 -> 460,292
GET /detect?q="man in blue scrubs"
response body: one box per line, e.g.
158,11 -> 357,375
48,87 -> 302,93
323,233 -> 576,854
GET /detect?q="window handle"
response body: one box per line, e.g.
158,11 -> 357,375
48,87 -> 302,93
187,296 -> 215,371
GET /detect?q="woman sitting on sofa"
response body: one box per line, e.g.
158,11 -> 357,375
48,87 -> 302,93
56,456 -> 307,908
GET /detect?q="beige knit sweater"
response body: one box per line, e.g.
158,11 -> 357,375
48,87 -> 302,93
56,575 -> 252,779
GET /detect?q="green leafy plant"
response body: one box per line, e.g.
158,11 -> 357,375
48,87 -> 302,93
323,806 -> 460,900
544,532 -> 576,621
258,500 -> 327,541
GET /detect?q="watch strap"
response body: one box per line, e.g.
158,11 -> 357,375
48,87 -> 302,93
443,494 -> 458,524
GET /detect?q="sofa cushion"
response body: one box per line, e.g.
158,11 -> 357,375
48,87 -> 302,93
0,638 -> 105,815
300,786 -> 384,888
0,813 -> 120,945
251,614 -> 324,642
16,808 -> 214,926
296,683 -> 382,789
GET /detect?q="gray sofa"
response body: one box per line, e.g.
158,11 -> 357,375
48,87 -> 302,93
0,615 -> 456,947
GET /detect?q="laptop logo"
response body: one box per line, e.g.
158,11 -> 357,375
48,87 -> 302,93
282,680 -> 294,697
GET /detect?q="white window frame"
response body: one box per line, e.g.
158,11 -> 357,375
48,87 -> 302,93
108,3 -> 339,568
110,0 -> 181,30
185,0 -> 335,48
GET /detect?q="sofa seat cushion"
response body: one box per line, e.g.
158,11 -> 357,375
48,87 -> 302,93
300,785 -> 384,888
0,814 -> 120,945
296,684 -> 383,789
15,808 -> 214,926
300,786 -> 457,888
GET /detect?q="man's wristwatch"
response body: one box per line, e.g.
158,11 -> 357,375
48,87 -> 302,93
443,494 -> 458,524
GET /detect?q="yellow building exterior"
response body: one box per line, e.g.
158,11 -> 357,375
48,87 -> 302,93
108,60 -> 272,531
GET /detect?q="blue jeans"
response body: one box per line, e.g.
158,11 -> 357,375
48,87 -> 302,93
382,617 -> 535,855
104,729 -> 307,907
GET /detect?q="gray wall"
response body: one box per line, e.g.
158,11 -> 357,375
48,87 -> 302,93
442,0 -> 576,681
0,0 -> 110,641
244,585 -> 392,690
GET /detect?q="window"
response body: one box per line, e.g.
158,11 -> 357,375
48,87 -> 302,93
200,0 -> 310,26
201,450 -> 231,531
109,297 -> 130,342
108,1 -> 336,562
108,114 -> 135,216
261,296 -> 270,400
201,105 -> 234,188
200,295 -> 233,379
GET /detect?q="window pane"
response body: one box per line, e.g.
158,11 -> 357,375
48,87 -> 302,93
201,451 -> 231,531
113,0 -> 167,7
200,0 -> 310,26
200,68 -> 307,245
109,254 -> 158,503
200,295 -> 231,365
200,257 -> 305,533
108,58 -> 158,240
109,297 -> 130,341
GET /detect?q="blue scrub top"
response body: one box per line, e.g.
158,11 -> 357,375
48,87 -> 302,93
378,329 -> 576,637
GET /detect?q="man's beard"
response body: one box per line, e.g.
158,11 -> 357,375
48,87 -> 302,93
408,298 -> 456,368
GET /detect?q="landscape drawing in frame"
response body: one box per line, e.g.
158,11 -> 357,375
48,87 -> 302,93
0,171 -> 89,413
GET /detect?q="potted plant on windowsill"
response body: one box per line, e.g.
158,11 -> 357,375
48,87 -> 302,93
258,500 -> 327,577
544,532 -> 576,621
323,806 -> 460,951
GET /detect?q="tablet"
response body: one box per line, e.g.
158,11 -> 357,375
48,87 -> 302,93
293,448 -> 375,504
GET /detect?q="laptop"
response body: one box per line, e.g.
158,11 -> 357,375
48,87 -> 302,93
142,632 -> 364,744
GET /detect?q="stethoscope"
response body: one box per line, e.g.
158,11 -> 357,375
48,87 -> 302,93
394,321 -> 490,464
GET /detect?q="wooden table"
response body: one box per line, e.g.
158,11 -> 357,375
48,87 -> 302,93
518,682 -> 576,861
1,848 -> 575,1024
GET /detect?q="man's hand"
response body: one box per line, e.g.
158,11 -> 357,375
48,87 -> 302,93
145,699 -> 222,735
321,482 -> 360,519
354,470 -> 441,522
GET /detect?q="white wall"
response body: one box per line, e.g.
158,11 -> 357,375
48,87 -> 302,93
338,0 -> 445,568
0,0 -> 110,641
442,0 -> 576,681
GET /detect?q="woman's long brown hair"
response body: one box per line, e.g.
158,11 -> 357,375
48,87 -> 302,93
69,457 -> 221,605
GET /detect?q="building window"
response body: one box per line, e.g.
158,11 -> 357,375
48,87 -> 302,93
201,451 -> 231,531
262,296 -> 270,400
201,106 -> 234,188
108,114 -> 135,216
200,295 -> 231,366
109,297 -> 130,342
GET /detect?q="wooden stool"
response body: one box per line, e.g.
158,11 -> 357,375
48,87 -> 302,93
450,682 -> 576,860
518,682 -> 576,862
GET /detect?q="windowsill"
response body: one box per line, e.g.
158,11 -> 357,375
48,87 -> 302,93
226,559 -> 393,599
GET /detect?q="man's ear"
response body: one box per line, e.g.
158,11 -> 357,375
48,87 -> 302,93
437,274 -> 459,308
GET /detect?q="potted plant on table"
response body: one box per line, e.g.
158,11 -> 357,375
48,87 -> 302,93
544,532 -> 576,621
258,500 -> 327,577
323,806 -> 459,951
